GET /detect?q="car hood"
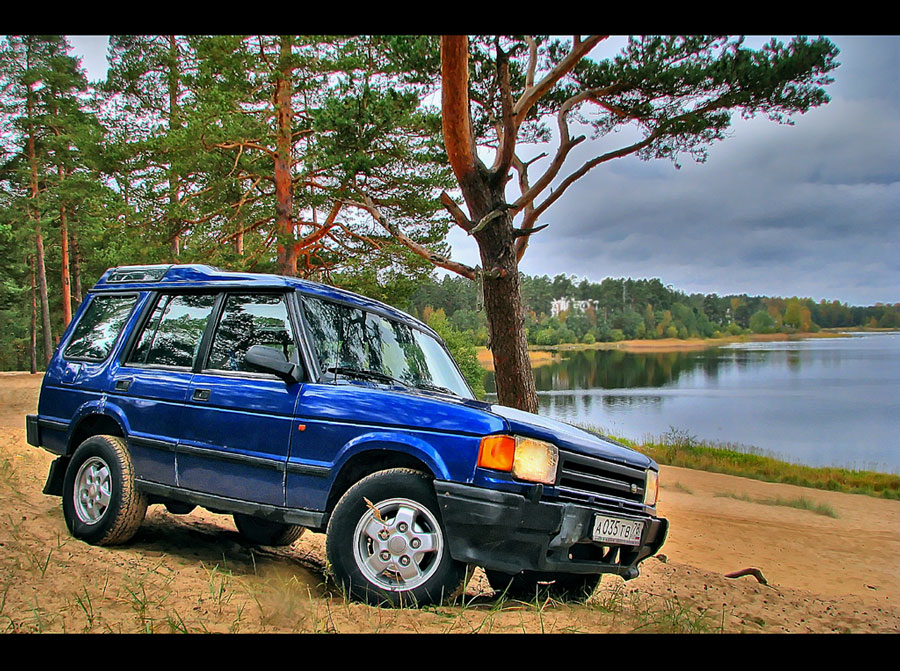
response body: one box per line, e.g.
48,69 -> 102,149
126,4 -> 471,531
300,382 -> 654,470
487,404 -> 654,470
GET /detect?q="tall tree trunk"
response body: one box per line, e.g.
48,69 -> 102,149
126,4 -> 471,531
34,229 -> 52,365
168,35 -> 181,258
274,36 -> 297,276
26,94 -> 52,365
474,208 -> 538,413
441,35 -> 538,412
72,230 -> 83,305
60,200 -> 72,327
29,255 -> 37,375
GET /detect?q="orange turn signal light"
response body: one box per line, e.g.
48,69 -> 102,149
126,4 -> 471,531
477,435 -> 516,472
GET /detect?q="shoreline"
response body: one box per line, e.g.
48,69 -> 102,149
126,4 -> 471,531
477,330 -> 860,369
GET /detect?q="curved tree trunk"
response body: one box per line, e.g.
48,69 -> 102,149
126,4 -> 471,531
441,35 -> 538,413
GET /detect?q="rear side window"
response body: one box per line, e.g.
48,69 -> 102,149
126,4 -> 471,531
64,295 -> 138,361
127,294 -> 217,368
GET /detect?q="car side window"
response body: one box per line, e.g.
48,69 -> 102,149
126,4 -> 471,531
64,294 -> 138,362
206,293 -> 297,373
126,294 -> 217,368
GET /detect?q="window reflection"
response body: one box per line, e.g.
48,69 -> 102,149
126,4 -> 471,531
128,294 -> 216,368
301,296 -> 472,398
64,295 -> 138,361
208,294 -> 296,372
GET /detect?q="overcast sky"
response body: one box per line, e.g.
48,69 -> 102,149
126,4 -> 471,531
67,35 -> 899,306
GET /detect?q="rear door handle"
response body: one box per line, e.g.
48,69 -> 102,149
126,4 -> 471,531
192,388 -> 211,402
114,378 -> 132,392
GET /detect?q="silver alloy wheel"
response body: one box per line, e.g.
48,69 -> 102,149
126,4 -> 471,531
73,456 -> 112,525
352,497 -> 444,592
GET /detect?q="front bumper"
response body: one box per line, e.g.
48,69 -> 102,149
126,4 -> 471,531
434,480 -> 667,579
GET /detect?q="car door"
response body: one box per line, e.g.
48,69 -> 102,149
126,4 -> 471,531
176,291 -> 303,506
113,292 -> 218,486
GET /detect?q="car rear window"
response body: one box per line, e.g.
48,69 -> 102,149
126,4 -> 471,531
64,294 -> 138,361
127,294 -> 217,368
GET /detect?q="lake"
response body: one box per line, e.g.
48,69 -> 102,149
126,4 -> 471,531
484,333 -> 900,473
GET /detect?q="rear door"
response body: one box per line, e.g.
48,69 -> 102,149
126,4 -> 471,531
113,292 -> 218,486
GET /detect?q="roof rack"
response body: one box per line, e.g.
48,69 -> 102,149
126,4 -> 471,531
106,265 -> 173,283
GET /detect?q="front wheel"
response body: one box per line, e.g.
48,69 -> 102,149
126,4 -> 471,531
485,570 -> 602,602
326,468 -> 467,606
62,435 -> 147,546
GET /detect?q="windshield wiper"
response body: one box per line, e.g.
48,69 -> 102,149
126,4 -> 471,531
414,382 -> 458,396
325,366 -> 407,387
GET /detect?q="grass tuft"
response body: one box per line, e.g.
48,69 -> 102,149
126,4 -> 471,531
580,424 -> 900,501
715,491 -> 838,518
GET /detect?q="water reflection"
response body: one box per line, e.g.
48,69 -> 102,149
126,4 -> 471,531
482,334 -> 900,472
484,347 -> 731,394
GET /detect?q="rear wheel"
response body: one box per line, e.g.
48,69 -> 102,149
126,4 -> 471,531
485,570 -> 602,602
62,435 -> 147,546
326,468 -> 468,606
233,513 -> 305,546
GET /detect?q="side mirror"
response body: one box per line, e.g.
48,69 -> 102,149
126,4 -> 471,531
244,345 -> 301,383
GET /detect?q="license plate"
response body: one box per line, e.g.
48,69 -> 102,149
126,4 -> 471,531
592,514 -> 644,546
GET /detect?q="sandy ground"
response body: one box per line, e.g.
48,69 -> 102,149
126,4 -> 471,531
1,372 -> 898,633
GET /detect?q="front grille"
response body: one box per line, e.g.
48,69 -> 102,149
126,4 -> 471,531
556,450 -> 646,507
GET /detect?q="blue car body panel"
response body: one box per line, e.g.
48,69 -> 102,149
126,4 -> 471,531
31,264 -> 659,525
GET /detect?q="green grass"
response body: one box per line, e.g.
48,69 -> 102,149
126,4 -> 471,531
714,492 -> 839,517
580,425 -> 900,501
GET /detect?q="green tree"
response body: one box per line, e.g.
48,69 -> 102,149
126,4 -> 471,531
385,35 -> 838,411
425,308 -> 485,398
0,35 -> 97,363
749,309 -> 776,333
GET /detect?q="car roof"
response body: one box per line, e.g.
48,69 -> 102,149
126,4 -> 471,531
90,264 -> 431,331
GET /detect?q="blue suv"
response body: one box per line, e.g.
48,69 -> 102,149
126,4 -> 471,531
26,264 -> 667,605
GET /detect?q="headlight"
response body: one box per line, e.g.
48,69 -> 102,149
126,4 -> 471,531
644,469 -> 659,507
478,435 -> 559,485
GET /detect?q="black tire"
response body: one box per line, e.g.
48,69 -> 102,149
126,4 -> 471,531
326,468 -> 468,607
485,569 -> 602,602
233,513 -> 305,546
62,435 -> 147,546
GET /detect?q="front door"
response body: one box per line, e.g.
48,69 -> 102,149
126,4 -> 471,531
177,292 -> 302,506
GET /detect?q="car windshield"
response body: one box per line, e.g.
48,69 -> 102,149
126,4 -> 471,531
301,295 -> 473,399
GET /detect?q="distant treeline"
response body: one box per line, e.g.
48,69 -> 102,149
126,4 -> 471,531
403,274 -> 900,347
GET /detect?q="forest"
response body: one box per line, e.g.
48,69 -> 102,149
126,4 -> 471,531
3,35 -> 892,377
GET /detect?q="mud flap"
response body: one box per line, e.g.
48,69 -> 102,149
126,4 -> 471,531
42,456 -> 70,496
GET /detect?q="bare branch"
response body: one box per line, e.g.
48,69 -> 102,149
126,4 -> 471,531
512,36 -> 607,128
440,191 -> 473,232
528,130 -> 661,226
524,36 -> 538,89
351,195 -> 477,281
512,83 -> 624,216
491,39 -> 517,180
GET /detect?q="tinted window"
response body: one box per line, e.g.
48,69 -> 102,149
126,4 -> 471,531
207,294 -> 297,372
127,294 -> 217,368
301,296 -> 472,398
64,295 -> 138,361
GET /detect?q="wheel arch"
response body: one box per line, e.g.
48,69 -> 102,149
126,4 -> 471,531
324,440 -> 445,522
67,410 -> 127,455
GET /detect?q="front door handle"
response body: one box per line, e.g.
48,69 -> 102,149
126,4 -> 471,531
192,388 -> 211,402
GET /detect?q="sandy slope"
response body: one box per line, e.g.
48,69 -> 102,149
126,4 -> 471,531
1,372 -> 898,633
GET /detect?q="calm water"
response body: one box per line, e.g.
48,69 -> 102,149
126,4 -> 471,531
484,333 -> 900,473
